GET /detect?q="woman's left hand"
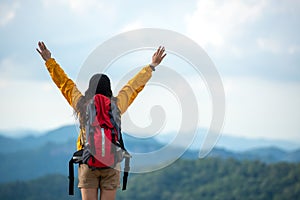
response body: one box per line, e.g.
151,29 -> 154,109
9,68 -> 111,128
151,46 -> 167,68
36,41 -> 52,61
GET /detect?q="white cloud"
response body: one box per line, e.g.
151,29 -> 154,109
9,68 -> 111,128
257,38 -> 300,55
257,37 -> 281,54
120,71 -> 300,142
42,0 -> 115,17
288,45 -> 300,55
185,0 -> 267,49
0,57 -> 43,81
120,20 -> 144,33
0,1 -> 19,27
0,80 -> 75,131
0,57 -> 25,80
223,77 -> 300,141
66,0 -> 103,15
0,58 -> 18,77
0,79 -> 9,89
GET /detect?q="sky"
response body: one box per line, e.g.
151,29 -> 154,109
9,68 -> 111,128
0,0 -> 299,143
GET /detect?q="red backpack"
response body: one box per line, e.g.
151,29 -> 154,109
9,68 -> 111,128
68,94 -> 131,195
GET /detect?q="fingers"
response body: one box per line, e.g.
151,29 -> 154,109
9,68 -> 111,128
36,48 -> 42,55
152,46 -> 164,59
37,41 -> 51,61
37,41 -> 48,52
37,41 -> 43,54
38,41 -> 47,51
42,41 -> 47,50
151,46 -> 167,67
156,46 -> 166,58
161,52 -> 167,60
37,42 -> 43,54
38,41 -> 42,50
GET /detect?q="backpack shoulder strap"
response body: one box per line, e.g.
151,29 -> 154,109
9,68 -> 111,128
68,149 -> 83,195
85,99 -> 96,143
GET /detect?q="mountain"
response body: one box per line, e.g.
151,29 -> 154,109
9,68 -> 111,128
283,149 -> 300,162
241,146 -> 287,163
183,146 -> 300,164
0,174 -> 81,200
117,158 -> 300,200
0,137 -> 299,183
1,125 -> 299,153
0,140 -> 75,183
0,125 -> 78,153
0,125 -> 163,154
215,134 -> 300,152
0,125 -> 300,183
156,128 -> 300,152
1,158 -> 300,200
0,126 -> 165,183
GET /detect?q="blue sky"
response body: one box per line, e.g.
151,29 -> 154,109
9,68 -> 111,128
0,0 -> 299,143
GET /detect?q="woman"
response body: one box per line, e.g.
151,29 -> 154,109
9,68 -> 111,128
36,41 -> 166,200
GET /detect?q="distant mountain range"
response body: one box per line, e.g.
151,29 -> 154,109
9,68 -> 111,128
1,125 -> 299,153
0,126 -> 78,153
0,125 -> 299,183
156,128 -> 300,152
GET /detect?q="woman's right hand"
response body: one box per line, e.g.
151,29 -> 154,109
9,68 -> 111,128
36,41 -> 51,61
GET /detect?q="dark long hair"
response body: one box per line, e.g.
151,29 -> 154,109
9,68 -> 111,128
76,74 -> 112,126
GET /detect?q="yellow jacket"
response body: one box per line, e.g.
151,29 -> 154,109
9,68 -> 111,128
45,58 -> 153,150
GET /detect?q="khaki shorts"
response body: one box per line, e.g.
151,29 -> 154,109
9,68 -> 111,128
78,164 -> 120,190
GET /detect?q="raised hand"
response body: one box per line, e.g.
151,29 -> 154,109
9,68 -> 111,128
36,41 -> 51,61
151,46 -> 167,68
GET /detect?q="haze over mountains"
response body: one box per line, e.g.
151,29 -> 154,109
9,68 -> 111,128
1,125 -> 299,153
0,125 -> 299,183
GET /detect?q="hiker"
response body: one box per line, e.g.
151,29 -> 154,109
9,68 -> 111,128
36,41 -> 166,200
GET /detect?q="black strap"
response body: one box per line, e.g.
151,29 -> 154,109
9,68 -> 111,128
122,172 -> 128,190
122,153 -> 131,190
118,129 -> 125,150
118,132 -> 130,191
68,158 -> 74,195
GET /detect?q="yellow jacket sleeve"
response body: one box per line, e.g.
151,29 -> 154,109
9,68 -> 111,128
45,58 -> 83,109
117,65 -> 153,114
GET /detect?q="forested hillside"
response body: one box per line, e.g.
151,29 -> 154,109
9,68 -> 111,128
118,158 -> 300,200
1,158 -> 299,200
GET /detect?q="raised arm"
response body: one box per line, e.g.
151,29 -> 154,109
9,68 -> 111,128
36,41 -> 82,109
117,46 -> 166,114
